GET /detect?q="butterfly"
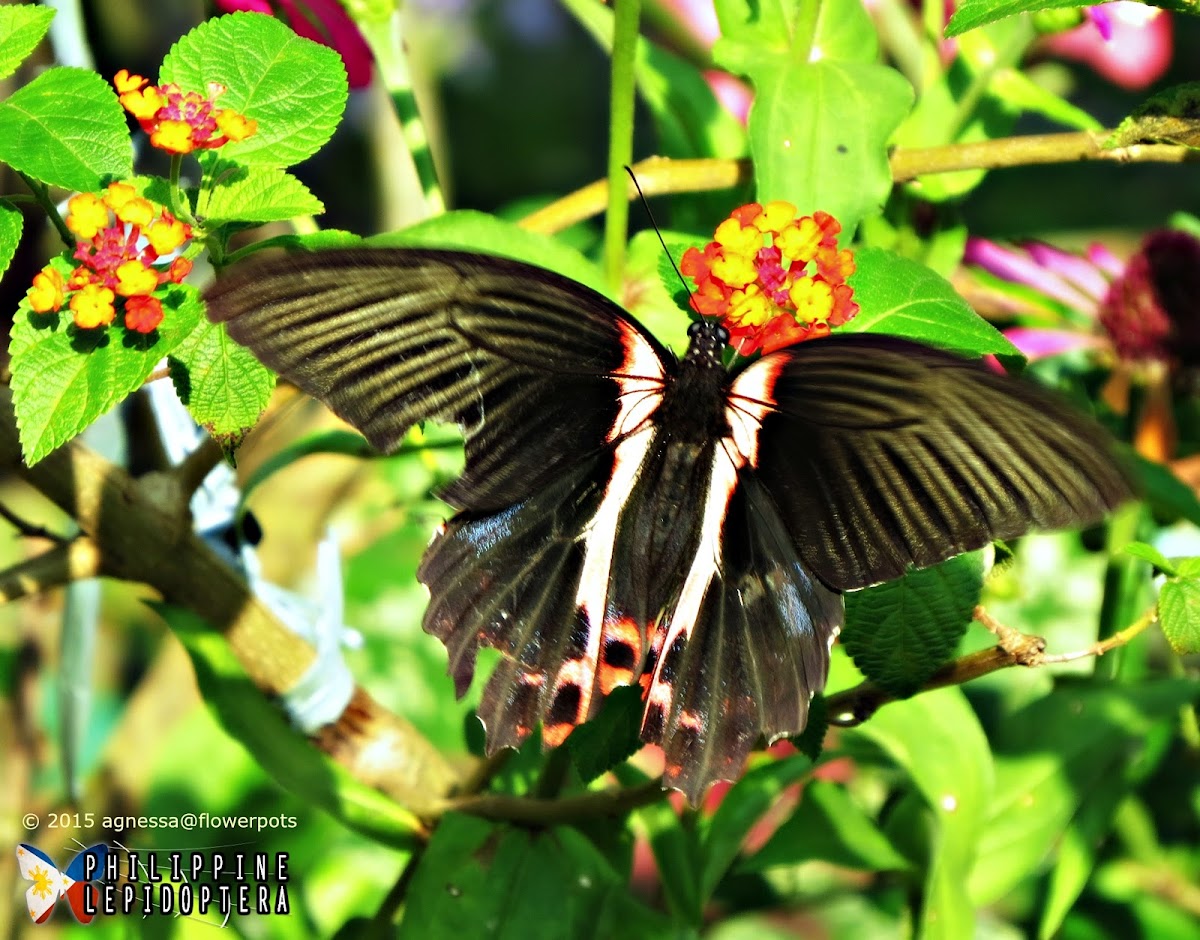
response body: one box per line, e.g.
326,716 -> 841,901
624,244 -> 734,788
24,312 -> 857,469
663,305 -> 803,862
16,843 -> 108,923
204,247 -> 1131,801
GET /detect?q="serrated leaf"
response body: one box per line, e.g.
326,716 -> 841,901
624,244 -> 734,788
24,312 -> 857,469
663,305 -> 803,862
742,779 -> 911,874
398,814 -> 674,939
0,5 -> 55,82
1124,541 -> 1176,576
0,199 -> 23,280
791,691 -> 828,762
370,210 -> 610,299
946,0 -> 1198,37
10,278 -> 201,464
844,247 -> 1022,363
0,67 -> 131,191
1159,578 -> 1200,655
714,0 -> 911,234
566,685 -> 644,784
155,602 -> 425,849
168,319 -> 275,451
1175,556 -> 1200,578
842,551 -> 985,697
202,163 -> 324,225
160,12 -> 348,168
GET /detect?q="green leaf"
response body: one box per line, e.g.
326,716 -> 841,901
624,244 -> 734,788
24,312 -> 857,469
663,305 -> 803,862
0,67 -> 131,191
966,682 -> 1197,917
1124,447 -> 1200,528
155,603 -> 425,849
714,0 -> 912,234
844,247 -> 1022,363
0,5 -> 55,82
370,210 -> 610,299
567,685 -> 644,784
168,318 -> 275,452
699,753 -> 812,901
160,11 -> 348,168
202,163 -> 324,225
991,68 -> 1102,132
849,688 -> 993,940
1159,578 -> 1200,655
10,276 -> 201,464
0,199 -> 23,281
398,814 -> 676,939
742,779 -> 911,873
1124,541 -> 1177,577
945,0 -> 1197,37
842,551 -> 986,697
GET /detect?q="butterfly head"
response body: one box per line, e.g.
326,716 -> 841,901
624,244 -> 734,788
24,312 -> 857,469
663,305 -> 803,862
684,318 -> 729,369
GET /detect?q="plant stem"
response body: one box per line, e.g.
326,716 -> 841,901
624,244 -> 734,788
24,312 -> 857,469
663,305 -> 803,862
1094,502 -> 1145,680
604,0 -> 642,293
20,173 -> 75,247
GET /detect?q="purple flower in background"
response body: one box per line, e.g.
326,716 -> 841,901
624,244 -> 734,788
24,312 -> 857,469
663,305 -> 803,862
965,231 -> 1200,369
966,230 -> 1200,460
1042,1 -> 1172,90
216,0 -> 374,89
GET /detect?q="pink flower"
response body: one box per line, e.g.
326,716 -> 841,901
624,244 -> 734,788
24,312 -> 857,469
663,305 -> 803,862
1041,2 -> 1172,91
216,0 -> 374,89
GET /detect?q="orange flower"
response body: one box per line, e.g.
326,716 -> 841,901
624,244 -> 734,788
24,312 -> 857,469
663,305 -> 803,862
28,266 -> 65,313
31,182 -> 194,334
124,295 -> 164,333
114,71 -> 257,155
69,284 -> 116,329
682,201 -> 859,355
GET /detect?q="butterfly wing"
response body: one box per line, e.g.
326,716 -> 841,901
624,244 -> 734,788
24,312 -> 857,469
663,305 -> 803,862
728,333 -> 1133,591
206,248 -> 674,747
205,248 -> 672,511
638,468 -> 843,803
16,844 -> 64,924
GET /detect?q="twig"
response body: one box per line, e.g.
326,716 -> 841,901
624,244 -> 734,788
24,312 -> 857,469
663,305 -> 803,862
518,131 -> 1200,235
826,603 -> 1159,727
0,501 -> 70,543
0,538 -> 102,603
175,435 -> 227,499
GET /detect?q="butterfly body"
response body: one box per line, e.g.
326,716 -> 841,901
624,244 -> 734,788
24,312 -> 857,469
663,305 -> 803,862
206,247 -> 1131,801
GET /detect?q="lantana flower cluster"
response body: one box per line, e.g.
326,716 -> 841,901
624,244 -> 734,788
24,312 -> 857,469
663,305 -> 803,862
114,69 -> 257,155
682,202 -> 858,355
27,183 -> 193,333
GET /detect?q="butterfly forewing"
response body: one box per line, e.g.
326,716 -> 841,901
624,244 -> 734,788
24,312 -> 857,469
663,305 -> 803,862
731,335 -> 1131,592
206,248 -> 671,511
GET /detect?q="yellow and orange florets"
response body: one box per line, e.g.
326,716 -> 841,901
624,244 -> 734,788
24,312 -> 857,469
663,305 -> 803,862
114,69 -> 257,155
27,183 -> 193,333
682,202 -> 858,355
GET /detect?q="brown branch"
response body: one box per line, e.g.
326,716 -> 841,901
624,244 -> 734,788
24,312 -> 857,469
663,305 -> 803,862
518,132 -> 1199,235
175,434 -> 227,499
0,538 -> 102,603
826,603 -> 1158,727
889,131 -> 1200,182
0,500 -> 70,542
0,389 -> 460,812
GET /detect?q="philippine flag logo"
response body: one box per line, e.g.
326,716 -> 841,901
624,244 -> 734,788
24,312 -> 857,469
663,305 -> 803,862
15,843 -> 108,924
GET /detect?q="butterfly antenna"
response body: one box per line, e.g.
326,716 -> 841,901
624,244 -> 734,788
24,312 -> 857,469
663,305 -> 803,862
624,166 -> 698,313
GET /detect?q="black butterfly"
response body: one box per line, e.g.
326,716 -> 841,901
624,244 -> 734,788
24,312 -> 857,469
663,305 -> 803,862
204,248 -> 1131,801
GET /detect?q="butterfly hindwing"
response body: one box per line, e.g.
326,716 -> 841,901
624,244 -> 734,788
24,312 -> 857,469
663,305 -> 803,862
730,334 -> 1131,591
